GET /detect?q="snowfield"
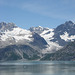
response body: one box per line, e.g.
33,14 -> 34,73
1,27 -> 33,42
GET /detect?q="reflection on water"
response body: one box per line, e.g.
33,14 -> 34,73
0,61 -> 75,75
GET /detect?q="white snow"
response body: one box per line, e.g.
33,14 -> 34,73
40,29 -> 54,41
40,28 -> 62,54
1,27 -> 33,42
60,32 -> 75,41
41,40 -> 62,54
0,35 -> 8,41
31,26 -> 44,31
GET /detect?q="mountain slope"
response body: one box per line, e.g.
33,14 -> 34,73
41,41 -> 75,61
0,22 -> 48,61
0,22 -> 17,32
30,26 -> 62,53
51,21 -> 75,46
0,45 -> 40,61
0,21 -> 75,61
30,21 -> 75,53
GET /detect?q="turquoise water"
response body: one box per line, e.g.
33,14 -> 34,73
0,61 -> 75,75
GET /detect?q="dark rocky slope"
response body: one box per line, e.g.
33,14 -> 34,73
41,41 -> 75,61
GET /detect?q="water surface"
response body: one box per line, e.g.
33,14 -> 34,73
0,61 -> 75,75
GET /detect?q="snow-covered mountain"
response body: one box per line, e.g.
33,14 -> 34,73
52,21 -> 75,45
0,22 -> 17,32
0,21 -> 75,61
30,26 -> 61,53
29,21 -> 75,53
0,22 -> 48,61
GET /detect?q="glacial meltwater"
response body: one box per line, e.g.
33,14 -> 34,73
0,61 -> 75,75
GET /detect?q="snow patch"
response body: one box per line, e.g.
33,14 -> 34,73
60,32 -> 75,41
40,29 -> 54,41
41,41 -> 62,54
1,27 -> 33,42
40,28 -> 62,54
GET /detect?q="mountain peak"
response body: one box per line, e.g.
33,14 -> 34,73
65,21 -> 74,25
29,26 -> 51,34
0,22 -> 7,25
55,20 -> 75,31
0,22 -> 17,32
0,22 -> 16,25
38,26 -> 43,28
29,26 -> 44,32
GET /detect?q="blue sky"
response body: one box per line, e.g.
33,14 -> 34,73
0,0 -> 75,29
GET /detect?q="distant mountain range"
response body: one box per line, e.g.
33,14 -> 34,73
0,21 -> 75,61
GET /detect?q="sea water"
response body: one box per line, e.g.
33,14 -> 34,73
0,61 -> 75,75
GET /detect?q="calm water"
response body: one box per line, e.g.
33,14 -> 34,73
0,61 -> 75,75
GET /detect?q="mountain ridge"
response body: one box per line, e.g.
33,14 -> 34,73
0,20 -> 75,61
